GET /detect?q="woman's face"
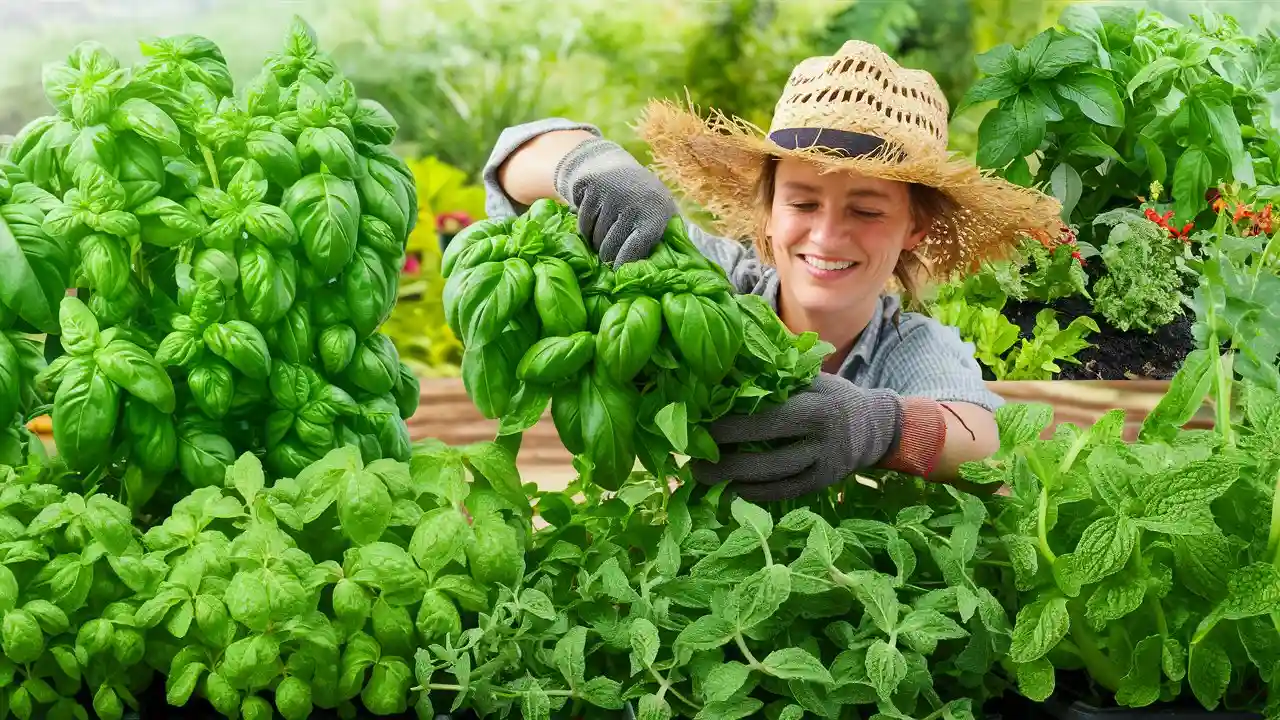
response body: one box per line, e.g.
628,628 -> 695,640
766,157 -> 927,317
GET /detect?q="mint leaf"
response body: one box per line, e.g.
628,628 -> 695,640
228,451 -> 264,505
629,617 -> 659,674
762,647 -> 833,685
1210,562 -> 1280,621
553,625 -> 586,689
1017,657 -> 1055,702
1164,637 -> 1187,683
520,588 -> 556,622
864,640 -> 907,699
638,693 -> 672,720
1003,534 -> 1040,591
695,697 -> 764,720
1115,635 -> 1163,707
581,677 -> 623,710
898,610 -> 968,655
735,564 -> 790,631
1085,570 -> 1146,630
1086,446 -> 1136,510
1135,459 -> 1237,535
675,615 -> 735,652
1189,639 -> 1231,711
703,661 -> 751,703
1061,515 -> 1137,588
730,498 -> 773,540
1009,596 -> 1070,663
995,403 -> 1054,448
841,570 -> 899,634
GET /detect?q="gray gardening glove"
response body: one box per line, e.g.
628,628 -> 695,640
553,137 -> 678,266
690,374 -> 924,502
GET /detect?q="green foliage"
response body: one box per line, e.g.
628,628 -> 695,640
3,19 -> 420,501
441,199 -> 833,491
927,264 -> 1099,381
965,5 -> 1280,240
1090,209 -> 1195,333
961,351 -> 1280,714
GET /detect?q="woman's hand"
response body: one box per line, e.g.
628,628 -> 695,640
553,137 -> 679,265
689,373 -> 992,501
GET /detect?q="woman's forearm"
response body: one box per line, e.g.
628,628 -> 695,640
496,128 -> 598,206
926,401 -> 1001,488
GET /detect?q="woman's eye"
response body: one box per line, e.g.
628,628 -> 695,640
789,202 -> 818,211
853,209 -> 884,218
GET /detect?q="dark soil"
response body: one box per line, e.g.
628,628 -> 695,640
996,294 -> 1194,381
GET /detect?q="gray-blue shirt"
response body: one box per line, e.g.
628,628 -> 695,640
480,118 -> 1005,412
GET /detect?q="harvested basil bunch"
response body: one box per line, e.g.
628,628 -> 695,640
5,19 -> 419,498
441,199 -> 832,489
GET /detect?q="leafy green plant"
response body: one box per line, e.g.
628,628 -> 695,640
2,20 -> 421,502
1090,207 -> 1195,333
962,342 -> 1280,715
459,465 -> 1016,720
0,161 -> 52,466
1019,239 -> 1091,305
440,199 -> 833,491
929,281 -> 1098,381
960,5 -> 1280,237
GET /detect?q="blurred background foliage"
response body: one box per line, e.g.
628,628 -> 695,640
7,0 -> 1277,177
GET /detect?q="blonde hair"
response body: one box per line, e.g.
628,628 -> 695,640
750,155 -> 955,308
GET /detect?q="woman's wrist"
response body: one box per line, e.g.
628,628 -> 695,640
877,396 -> 948,477
498,129 -> 600,206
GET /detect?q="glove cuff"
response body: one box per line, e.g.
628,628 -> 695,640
553,136 -> 627,207
878,397 -> 948,477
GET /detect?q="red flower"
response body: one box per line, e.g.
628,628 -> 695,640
436,211 -> 473,235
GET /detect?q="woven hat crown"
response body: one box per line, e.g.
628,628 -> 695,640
769,41 -> 951,160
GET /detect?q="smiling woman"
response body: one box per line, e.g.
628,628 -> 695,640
480,40 -> 1065,502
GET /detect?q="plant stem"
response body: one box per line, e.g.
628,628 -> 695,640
734,631 -> 764,672
423,683 -> 575,698
1269,464 -> 1280,568
646,666 -> 699,711
1132,539 -> 1167,637
1066,609 -> 1124,693
200,144 -> 221,190
1036,487 -> 1056,565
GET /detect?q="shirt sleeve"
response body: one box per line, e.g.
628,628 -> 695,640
479,117 -> 605,221
876,316 -> 1006,412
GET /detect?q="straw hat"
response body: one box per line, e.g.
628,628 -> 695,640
635,40 -> 1065,277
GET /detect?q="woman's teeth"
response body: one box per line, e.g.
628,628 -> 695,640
802,255 -> 857,271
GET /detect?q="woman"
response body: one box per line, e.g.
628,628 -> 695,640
478,41 -> 1063,501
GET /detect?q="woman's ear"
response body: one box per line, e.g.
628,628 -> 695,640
904,221 -> 929,251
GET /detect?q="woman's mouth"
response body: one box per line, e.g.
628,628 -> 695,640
799,254 -> 860,277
